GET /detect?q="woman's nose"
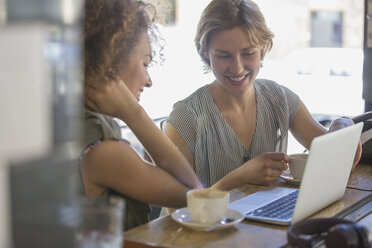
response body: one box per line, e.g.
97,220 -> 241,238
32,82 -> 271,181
145,76 -> 152,88
229,56 -> 244,74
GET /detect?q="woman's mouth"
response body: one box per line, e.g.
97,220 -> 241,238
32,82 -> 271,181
136,89 -> 144,102
226,73 -> 248,85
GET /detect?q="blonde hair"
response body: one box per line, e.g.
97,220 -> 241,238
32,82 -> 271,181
195,0 -> 274,72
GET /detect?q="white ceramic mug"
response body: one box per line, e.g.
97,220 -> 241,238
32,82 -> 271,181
186,189 -> 229,225
288,153 -> 309,180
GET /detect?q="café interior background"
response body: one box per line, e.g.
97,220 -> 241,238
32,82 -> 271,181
125,0 -> 366,155
0,0 -> 370,247
142,0 -> 364,120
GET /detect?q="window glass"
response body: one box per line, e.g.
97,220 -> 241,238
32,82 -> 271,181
138,0 -> 364,153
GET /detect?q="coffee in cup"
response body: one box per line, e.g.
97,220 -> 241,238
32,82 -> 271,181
288,153 -> 308,180
186,188 -> 229,224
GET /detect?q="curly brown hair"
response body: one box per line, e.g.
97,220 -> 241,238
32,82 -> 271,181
84,0 -> 158,84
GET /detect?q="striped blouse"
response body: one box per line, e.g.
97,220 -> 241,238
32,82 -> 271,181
166,79 -> 300,187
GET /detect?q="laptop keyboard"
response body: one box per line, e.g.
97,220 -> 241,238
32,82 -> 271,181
247,190 -> 299,220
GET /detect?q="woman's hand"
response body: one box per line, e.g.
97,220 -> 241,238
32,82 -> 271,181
213,152 -> 290,190
328,117 -> 362,168
352,141 -> 362,168
243,152 -> 290,185
84,76 -> 139,120
328,117 -> 354,132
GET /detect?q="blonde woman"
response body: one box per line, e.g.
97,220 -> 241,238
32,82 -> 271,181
164,0 -> 361,190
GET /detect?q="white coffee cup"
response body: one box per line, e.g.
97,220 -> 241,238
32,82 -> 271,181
288,153 -> 309,180
186,188 -> 229,225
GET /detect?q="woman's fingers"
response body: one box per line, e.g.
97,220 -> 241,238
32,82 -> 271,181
84,85 -> 103,111
353,141 -> 362,167
271,160 -> 288,171
84,96 -> 99,112
265,152 -> 291,163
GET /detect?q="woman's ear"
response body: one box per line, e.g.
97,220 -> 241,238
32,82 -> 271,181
260,48 -> 264,60
204,51 -> 210,60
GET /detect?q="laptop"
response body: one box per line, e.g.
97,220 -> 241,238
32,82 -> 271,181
229,122 -> 364,225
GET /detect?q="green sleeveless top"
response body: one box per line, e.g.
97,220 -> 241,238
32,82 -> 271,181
79,109 -> 151,230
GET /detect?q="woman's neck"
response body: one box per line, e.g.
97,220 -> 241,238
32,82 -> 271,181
208,80 -> 256,114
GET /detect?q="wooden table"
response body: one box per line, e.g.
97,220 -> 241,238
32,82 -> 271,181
123,164 -> 372,248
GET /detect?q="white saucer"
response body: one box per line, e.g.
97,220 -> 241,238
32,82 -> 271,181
171,207 -> 244,231
280,171 -> 301,185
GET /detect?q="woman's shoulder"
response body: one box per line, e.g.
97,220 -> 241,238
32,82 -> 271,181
84,109 -> 123,146
254,78 -> 300,119
255,78 -> 296,99
178,85 -> 209,104
255,78 -> 284,92
172,85 -> 210,112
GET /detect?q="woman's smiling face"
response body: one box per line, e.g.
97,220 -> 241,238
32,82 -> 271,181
206,26 -> 263,95
119,33 -> 153,102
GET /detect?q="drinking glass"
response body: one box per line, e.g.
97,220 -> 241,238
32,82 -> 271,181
75,196 -> 125,248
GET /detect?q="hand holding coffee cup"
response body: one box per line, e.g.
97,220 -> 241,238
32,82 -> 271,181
288,153 -> 309,180
187,189 -> 229,225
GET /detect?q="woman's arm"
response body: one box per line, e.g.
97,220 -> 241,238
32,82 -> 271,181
290,101 -> 362,168
164,122 -> 195,169
165,101 -> 326,191
165,123 -> 289,191
328,117 -> 362,168
289,101 -> 327,149
85,78 -> 203,190
210,152 -> 289,190
82,140 -> 192,208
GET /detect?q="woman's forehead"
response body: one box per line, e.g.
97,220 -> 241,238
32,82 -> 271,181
132,33 -> 152,54
208,27 -> 256,51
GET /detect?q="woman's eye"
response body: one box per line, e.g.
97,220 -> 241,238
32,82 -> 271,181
144,55 -> 153,68
145,61 -> 154,68
144,61 -> 153,68
216,55 -> 229,59
243,51 -> 256,56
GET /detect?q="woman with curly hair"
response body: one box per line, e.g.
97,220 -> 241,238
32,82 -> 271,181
81,0 -> 202,230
